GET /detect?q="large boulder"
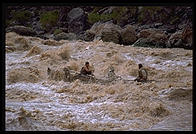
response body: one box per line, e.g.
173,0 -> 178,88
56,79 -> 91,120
136,28 -> 168,48
132,38 -> 151,47
148,32 -> 168,47
167,27 -> 192,49
167,31 -> 183,48
67,8 -> 87,34
100,28 -> 121,44
83,30 -> 95,41
121,25 -> 137,45
89,22 -> 122,44
133,37 -> 167,48
182,26 -> 192,48
54,32 -> 77,41
6,25 -> 37,36
137,28 -> 165,39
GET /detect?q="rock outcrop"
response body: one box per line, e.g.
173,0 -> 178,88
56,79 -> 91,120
5,6 -> 192,49
121,25 -> 137,45
67,8 -> 87,34
167,26 -> 192,49
6,25 -> 37,36
89,22 -> 122,44
54,32 -> 77,41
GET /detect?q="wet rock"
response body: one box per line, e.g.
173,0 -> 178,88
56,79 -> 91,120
132,38 -> 161,48
137,29 -> 154,39
148,32 -> 168,47
132,38 -> 149,47
32,21 -> 45,35
54,32 -> 77,41
159,25 -> 177,33
137,28 -> 165,39
137,28 -> 169,48
182,26 -> 192,48
82,30 -> 95,41
154,23 -> 163,28
121,25 -> 137,45
167,31 -> 183,48
6,25 -> 37,36
100,28 -> 121,44
167,26 -> 192,49
168,88 -> 192,101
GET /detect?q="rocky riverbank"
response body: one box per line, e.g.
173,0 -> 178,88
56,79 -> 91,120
5,6 -> 192,49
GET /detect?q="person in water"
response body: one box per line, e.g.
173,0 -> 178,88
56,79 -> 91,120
80,62 -> 94,75
134,63 -> 148,82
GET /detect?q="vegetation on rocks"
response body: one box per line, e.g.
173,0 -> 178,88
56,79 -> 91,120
88,7 -> 127,24
5,6 -> 192,49
7,10 -> 33,27
40,10 -> 59,31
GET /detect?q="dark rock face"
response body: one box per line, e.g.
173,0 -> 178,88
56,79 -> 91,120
6,25 -> 37,36
67,8 -> 87,34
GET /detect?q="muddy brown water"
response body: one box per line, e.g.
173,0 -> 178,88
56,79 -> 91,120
5,32 -> 192,131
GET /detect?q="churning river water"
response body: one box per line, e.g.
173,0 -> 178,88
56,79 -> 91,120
5,32 -> 192,131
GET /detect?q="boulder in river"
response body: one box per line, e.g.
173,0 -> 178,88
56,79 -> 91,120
121,25 -> 137,45
136,28 -> 168,48
89,21 -> 122,44
167,31 -> 183,48
82,30 -> 95,41
167,26 -> 192,49
6,25 -> 37,36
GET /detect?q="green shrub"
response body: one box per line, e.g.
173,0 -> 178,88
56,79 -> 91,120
40,10 -> 59,30
11,10 -> 32,24
88,13 -> 113,24
138,6 -> 163,23
110,7 -> 127,22
88,7 -> 128,24
88,13 -> 101,24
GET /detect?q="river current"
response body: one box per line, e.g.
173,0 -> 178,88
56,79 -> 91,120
5,32 -> 192,131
